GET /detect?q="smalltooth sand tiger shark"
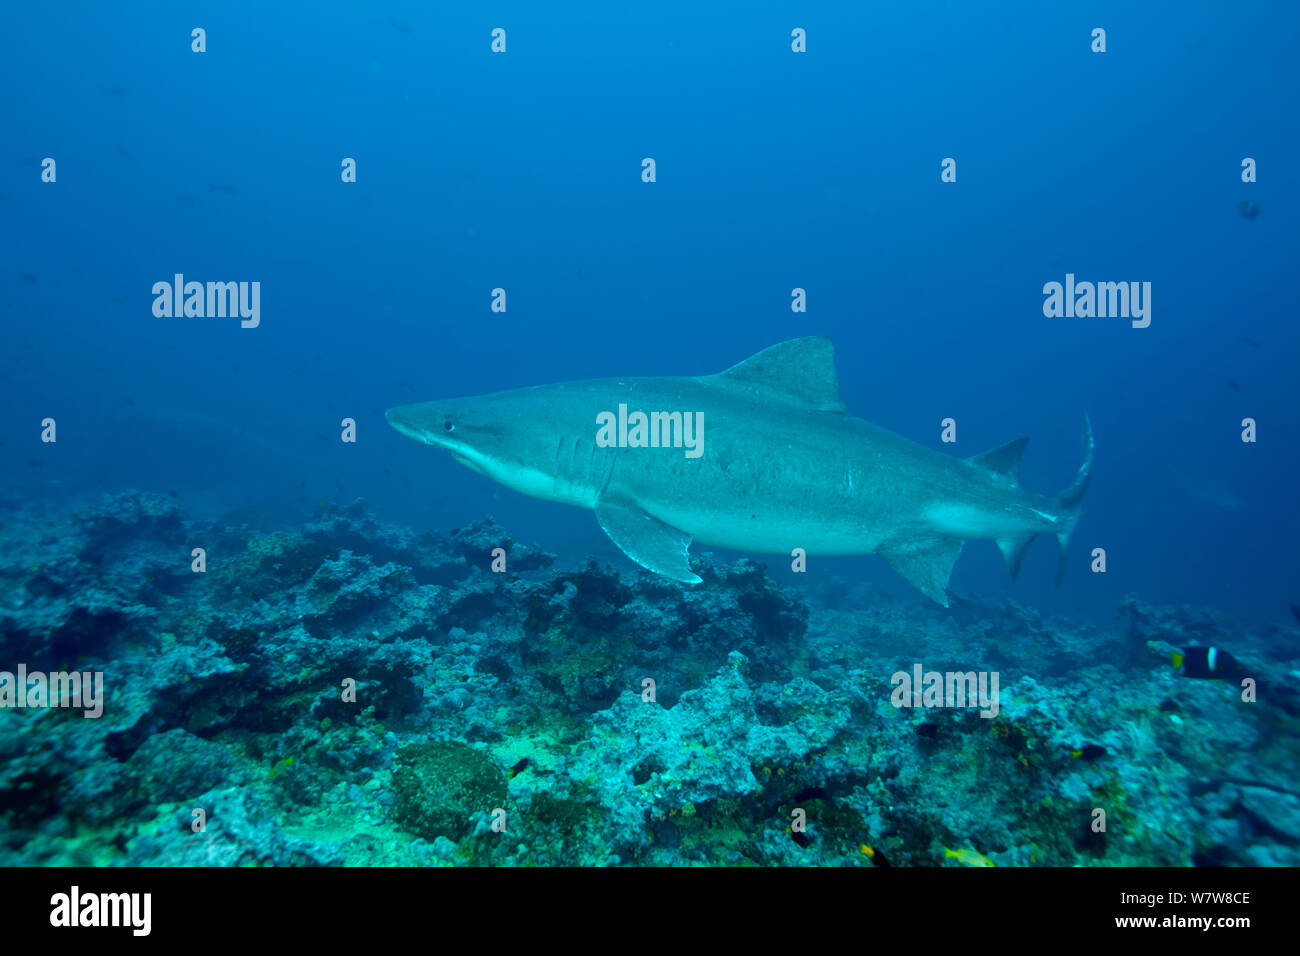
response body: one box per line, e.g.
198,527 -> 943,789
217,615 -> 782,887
387,337 -> 1092,605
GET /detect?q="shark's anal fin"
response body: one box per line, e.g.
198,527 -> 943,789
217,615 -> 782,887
595,497 -> 702,584
882,538 -> 964,607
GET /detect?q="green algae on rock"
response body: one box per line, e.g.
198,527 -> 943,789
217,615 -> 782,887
391,741 -> 507,842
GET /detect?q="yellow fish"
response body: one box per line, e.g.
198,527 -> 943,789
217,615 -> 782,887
945,847 -> 995,867
859,843 -> 891,866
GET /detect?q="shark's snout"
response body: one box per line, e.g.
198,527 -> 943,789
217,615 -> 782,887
384,405 -> 418,440
387,400 -> 479,462
385,403 -> 444,446
387,399 -> 501,480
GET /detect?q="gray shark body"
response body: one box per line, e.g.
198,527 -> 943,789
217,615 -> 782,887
387,337 -> 1092,605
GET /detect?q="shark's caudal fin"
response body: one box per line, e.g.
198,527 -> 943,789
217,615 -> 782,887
1052,414 -> 1095,583
985,416 -> 1095,584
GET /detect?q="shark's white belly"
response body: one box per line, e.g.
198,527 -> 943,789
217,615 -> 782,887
645,488 -> 1049,557
922,501 -> 1058,539
645,500 -> 885,556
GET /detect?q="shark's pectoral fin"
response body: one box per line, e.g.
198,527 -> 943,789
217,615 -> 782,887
882,538 -> 964,607
595,497 -> 702,584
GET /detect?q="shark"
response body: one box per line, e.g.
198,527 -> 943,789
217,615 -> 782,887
386,337 -> 1093,605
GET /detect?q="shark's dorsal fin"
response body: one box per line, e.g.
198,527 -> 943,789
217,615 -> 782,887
967,438 -> 1029,486
715,337 -> 846,412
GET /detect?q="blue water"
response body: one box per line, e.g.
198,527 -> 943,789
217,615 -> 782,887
4,2 -> 1298,623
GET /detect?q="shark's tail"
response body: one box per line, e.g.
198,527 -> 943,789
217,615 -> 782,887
995,415 -> 1093,584
1051,414 -> 1094,584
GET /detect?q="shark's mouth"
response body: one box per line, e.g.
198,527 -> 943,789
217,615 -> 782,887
449,451 -> 487,476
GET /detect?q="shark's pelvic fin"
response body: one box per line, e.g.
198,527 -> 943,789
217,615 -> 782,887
975,438 -> 1034,577
996,533 -> 1037,579
967,437 -> 1029,487
881,538 -> 964,608
595,496 -> 703,584
714,336 -> 847,412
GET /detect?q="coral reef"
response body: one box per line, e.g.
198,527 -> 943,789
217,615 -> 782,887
1,491 -> 1297,866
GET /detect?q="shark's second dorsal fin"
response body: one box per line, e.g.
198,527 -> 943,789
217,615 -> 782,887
967,437 -> 1029,486
714,336 -> 846,412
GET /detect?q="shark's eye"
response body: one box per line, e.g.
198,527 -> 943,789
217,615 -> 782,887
443,420 -> 455,433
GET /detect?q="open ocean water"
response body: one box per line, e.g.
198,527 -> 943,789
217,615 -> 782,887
1,0 -> 1298,897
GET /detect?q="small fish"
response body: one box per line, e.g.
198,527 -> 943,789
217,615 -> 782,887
785,827 -> 811,849
1239,334 -> 1262,349
916,721 -> 940,739
1226,378 -> 1242,393
1289,603 -> 1300,626
1071,744 -> 1106,761
859,844 -> 891,867
507,757 -> 532,779
1237,200 -> 1261,220
944,847 -> 995,867
1172,646 -> 1244,680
